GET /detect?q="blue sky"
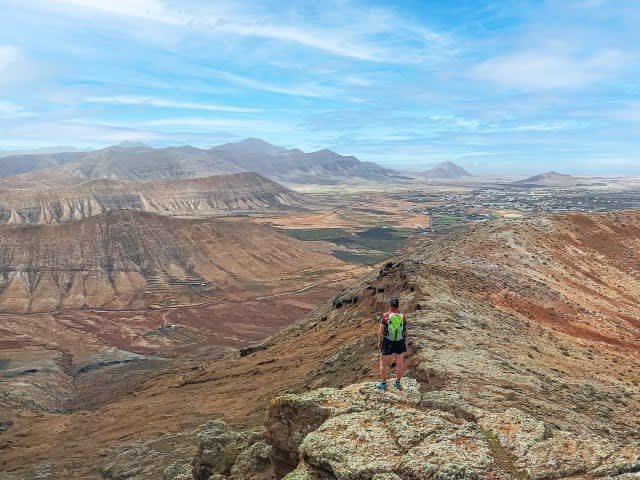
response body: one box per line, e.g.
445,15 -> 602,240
1,0 -> 639,175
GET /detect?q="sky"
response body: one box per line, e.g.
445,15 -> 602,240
1,0 -> 639,175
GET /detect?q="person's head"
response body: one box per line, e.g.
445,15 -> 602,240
389,296 -> 400,309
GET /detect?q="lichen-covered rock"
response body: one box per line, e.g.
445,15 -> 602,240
229,440 -> 277,480
397,425 -> 496,480
282,461 -> 336,480
276,378 -> 503,479
193,421 -> 259,479
265,387 -> 365,466
163,462 -> 193,480
185,377 -> 640,480
591,444 -> 640,477
299,411 -> 399,478
420,389 -> 478,422
519,432 -> 617,479
371,474 -> 403,480
477,407 -> 547,457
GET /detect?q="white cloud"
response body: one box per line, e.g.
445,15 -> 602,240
143,116 -> 294,133
206,69 -> 336,98
84,95 -> 260,113
0,118 -> 160,147
472,49 -> 627,90
0,45 -> 21,74
0,100 -> 34,118
41,0 -> 449,63
48,0 -> 188,25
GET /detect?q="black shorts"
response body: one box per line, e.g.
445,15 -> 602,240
380,338 -> 407,356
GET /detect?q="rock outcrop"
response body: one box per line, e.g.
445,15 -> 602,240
182,378 -> 640,480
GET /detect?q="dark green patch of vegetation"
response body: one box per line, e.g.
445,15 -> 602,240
281,226 -> 413,266
332,250 -> 391,265
351,207 -> 395,215
333,227 -> 410,252
433,214 -> 465,226
278,227 -> 350,241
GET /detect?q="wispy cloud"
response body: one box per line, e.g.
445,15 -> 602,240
0,45 -> 20,73
84,95 -> 260,113
205,69 -> 336,98
42,0 -> 450,63
48,0 -> 188,25
472,48 -> 628,90
0,100 -> 33,118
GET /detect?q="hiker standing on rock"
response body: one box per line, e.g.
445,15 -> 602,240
376,296 -> 407,391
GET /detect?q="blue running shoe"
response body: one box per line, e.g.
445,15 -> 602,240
375,382 -> 387,391
394,379 -> 402,390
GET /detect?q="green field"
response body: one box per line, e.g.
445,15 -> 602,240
280,226 -> 413,266
277,227 -> 350,241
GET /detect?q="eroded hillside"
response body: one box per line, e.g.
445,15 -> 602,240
0,172 -> 306,224
3,211 -> 640,478
0,209 -> 344,312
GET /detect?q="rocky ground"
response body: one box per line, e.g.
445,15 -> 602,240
2,210 -> 640,478
162,377 -> 640,480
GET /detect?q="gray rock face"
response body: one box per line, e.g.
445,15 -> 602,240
164,462 -> 193,480
271,378 -> 640,480
192,421 -> 268,480
183,377 -> 640,479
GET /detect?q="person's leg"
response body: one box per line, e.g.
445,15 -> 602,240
379,354 -> 389,382
394,353 -> 405,381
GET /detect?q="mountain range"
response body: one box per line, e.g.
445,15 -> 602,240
0,138 -> 399,186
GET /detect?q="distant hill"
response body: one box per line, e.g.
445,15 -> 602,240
0,209 -> 345,313
0,172 -> 306,224
0,138 -> 398,185
422,161 -> 472,178
209,138 -> 397,183
0,151 -> 84,178
514,171 -> 579,187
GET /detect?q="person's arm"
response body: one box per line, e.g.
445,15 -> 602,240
377,322 -> 385,349
403,314 -> 408,340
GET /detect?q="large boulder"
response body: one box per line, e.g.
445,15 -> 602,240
193,421 -> 261,479
229,440 -> 277,480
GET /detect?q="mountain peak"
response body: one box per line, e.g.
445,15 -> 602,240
515,171 -> 577,186
422,160 -> 472,178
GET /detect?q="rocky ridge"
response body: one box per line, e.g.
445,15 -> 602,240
164,378 -> 640,480
3,211 -> 640,478
0,172 -> 306,225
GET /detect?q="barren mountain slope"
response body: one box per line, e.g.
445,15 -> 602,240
210,138 -> 396,183
0,151 -> 83,178
0,172 -> 306,224
0,209 -> 344,313
514,170 -> 579,186
3,210 -> 640,478
0,139 -> 397,186
422,160 -> 472,178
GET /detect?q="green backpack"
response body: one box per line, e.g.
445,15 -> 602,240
385,312 -> 404,341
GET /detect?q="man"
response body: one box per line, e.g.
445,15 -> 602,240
376,296 -> 407,391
